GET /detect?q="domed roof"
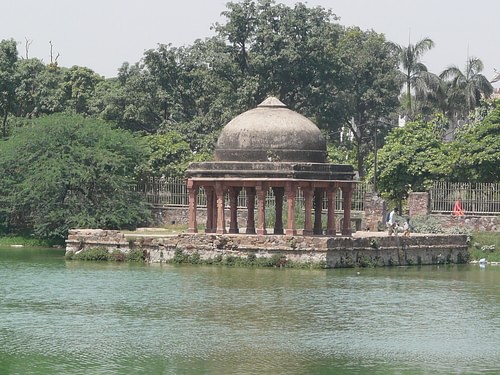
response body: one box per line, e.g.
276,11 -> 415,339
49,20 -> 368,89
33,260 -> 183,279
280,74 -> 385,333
214,97 -> 327,163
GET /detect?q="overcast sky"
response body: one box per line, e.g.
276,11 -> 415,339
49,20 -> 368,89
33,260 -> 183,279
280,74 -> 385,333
3,0 -> 499,87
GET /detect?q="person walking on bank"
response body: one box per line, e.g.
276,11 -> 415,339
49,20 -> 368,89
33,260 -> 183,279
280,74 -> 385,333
387,207 -> 398,235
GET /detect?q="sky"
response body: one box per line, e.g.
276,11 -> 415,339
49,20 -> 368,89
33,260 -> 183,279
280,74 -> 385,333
3,0 -> 499,87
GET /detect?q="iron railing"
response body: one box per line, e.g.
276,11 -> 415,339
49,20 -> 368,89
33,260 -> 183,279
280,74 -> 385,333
430,181 -> 500,215
135,177 -> 369,212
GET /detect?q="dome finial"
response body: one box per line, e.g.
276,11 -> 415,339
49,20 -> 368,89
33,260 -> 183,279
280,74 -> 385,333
257,97 -> 287,108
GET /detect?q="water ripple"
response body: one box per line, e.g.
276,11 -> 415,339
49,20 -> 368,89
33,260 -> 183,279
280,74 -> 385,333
1,251 -> 500,374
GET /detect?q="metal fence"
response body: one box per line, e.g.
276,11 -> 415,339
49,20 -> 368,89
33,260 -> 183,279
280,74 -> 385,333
135,177 -> 369,212
430,181 -> 500,215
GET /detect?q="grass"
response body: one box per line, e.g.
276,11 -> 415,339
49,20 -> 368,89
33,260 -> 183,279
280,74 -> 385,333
0,235 -> 62,248
468,232 -> 500,262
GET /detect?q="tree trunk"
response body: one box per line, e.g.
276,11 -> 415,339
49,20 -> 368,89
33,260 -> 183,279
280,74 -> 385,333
356,138 -> 364,178
406,75 -> 412,118
2,110 -> 7,138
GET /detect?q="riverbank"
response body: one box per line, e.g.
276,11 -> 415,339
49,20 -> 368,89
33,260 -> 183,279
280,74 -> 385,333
66,229 -> 469,268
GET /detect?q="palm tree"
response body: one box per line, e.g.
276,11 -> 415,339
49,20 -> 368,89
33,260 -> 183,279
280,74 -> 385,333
440,57 -> 493,118
392,37 -> 439,118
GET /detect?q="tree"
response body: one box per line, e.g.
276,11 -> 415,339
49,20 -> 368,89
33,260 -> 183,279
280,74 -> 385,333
447,100 -> 500,182
14,58 -> 45,118
336,27 -> 401,177
62,65 -> 104,115
0,114 -> 150,238
214,0 -> 403,178
0,39 -> 19,137
376,116 -> 448,206
214,0 -> 348,125
215,0 -> 257,75
101,61 -> 177,134
440,57 -> 493,121
139,131 -> 193,178
392,37 -> 438,118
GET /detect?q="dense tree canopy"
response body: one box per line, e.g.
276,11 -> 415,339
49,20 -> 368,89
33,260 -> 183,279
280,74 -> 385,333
376,101 -> 500,206
447,101 -> 500,182
337,27 -> 401,176
0,39 -> 18,137
440,57 -> 494,121
376,116 -> 448,205
0,114 -> 150,238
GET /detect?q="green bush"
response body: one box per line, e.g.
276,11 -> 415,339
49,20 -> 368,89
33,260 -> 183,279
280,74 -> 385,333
172,249 -> 187,263
410,215 -> 445,234
126,249 -> 144,262
110,249 -> 125,261
247,253 -> 257,265
71,247 -> 110,261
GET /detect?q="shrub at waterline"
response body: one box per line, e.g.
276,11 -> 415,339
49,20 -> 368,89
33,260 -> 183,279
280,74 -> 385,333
65,248 -> 145,262
66,248 -> 326,269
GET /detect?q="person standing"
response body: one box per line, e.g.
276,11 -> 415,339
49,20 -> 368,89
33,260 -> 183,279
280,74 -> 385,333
387,207 -> 398,235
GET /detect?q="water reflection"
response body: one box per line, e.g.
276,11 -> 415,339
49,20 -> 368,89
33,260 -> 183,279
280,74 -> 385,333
1,247 -> 499,374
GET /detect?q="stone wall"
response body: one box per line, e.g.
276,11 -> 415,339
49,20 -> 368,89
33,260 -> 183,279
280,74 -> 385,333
66,229 -> 469,268
363,192 -> 386,232
431,215 -> 499,232
409,192 -> 430,217
408,192 -> 499,232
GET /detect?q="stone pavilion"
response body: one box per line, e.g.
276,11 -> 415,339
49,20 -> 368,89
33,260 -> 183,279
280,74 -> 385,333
185,97 -> 357,236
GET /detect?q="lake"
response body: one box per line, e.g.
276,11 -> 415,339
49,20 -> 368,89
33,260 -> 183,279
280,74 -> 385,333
1,247 -> 499,374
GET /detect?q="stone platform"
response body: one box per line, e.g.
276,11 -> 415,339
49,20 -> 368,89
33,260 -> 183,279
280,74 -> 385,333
66,229 -> 469,268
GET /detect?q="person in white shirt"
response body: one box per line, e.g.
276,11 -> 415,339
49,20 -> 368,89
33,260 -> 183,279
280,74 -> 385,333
387,207 -> 398,235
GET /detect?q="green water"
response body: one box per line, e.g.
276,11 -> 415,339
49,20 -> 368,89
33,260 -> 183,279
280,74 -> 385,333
1,247 -> 499,375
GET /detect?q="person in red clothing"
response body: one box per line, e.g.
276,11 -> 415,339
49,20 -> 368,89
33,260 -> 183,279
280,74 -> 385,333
452,197 -> 465,216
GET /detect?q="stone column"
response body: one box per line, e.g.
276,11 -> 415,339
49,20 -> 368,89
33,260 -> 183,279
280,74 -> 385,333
228,187 -> 241,234
204,186 -> 215,233
273,187 -> 285,235
326,186 -> 336,236
341,183 -> 354,236
215,182 -> 226,234
303,186 -> 313,236
245,187 -> 256,234
187,180 -> 198,233
256,183 -> 267,235
313,188 -> 324,235
212,188 -> 218,233
285,182 -> 297,236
